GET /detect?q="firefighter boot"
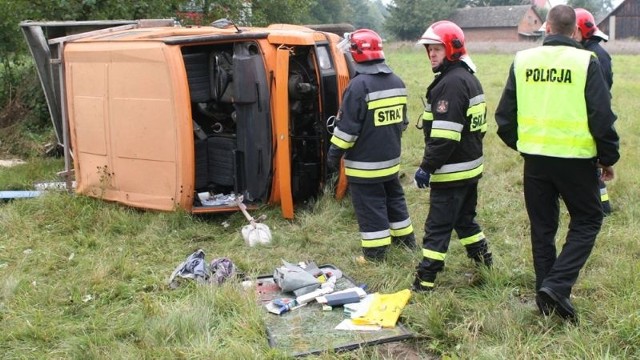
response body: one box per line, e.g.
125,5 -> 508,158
412,266 -> 437,292
473,251 -> 493,268
359,246 -> 388,263
393,233 -> 417,250
412,277 -> 434,292
602,199 -> 612,216
467,240 -> 493,268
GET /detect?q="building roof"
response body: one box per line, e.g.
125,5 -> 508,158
449,5 -> 535,28
597,0 -> 637,27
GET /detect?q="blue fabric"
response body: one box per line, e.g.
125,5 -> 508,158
414,168 -> 430,188
326,144 -> 344,171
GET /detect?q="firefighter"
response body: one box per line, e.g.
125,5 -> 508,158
327,29 -> 415,262
575,8 -> 613,89
575,7 -> 614,215
495,5 -> 620,321
411,21 -> 492,292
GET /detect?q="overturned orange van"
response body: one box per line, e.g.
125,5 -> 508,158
21,20 -> 353,219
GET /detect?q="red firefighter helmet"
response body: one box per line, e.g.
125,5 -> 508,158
347,29 -> 385,63
575,8 -> 609,41
417,21 -> 466,61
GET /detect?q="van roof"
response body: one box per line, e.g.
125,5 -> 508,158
69,23 -> 330,45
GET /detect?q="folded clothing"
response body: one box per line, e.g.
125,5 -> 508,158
351,289 -> 411,328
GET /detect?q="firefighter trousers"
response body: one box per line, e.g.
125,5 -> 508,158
350,177 -> 414,260
524,156 -> 603,298
415,183 -> 490,287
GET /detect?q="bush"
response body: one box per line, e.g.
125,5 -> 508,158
0,55 -> 54,158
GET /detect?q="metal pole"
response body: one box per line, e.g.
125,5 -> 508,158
55,44 -> 73,192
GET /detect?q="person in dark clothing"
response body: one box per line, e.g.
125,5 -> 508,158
575,7 -> 614,215
327,29 -> 415,262
575,8 -> 613,89
495,5 -> 620,322
411,20 -> 492,292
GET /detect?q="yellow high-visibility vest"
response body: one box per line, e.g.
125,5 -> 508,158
514,46 -> 596,158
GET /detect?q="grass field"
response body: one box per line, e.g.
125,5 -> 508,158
1,47 -> 639,359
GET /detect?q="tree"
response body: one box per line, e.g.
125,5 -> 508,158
0,0 -> 29,55
249,0 -> 314,26
384,0 -> 459,41
177,0 -> 248,26
23,0 -> 183,21
460,0 -> 529,6
307,0 -> 383,31
346,0 -> 384,33
567,0 -> 615,17
308,0 -> 348,24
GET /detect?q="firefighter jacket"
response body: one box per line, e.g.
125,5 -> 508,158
495,35 -> 620,167
420,61 -> 486,188
583,38 -> 613,90
330,70 -> 408,184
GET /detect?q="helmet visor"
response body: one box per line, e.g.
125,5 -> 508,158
416,25 -> 443,46
417,38 -> 442,46
593,28 -> 609,41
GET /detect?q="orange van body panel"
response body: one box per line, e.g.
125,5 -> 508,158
273,47 -> 294,219
52,23 -> 351,217
327,37 -> 351,199
66,41 -> 194,211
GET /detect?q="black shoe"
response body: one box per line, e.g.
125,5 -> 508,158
537,287 -> 577,322
535,295 -> 552,316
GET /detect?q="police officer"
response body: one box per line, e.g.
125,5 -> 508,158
495,5 -> 620,322
327,29 -> 415,261
575,7 -> 614,215
412,21 -> 492,292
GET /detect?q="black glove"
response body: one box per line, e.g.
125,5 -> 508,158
326,145 -> 344,171
414,168 -> 430,189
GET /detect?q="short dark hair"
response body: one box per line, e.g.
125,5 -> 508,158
547,5 -> 576,37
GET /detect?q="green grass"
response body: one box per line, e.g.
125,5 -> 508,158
1,49 -> 639,359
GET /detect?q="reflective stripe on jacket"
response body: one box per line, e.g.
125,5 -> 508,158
330,72 -> 408,183
421,63 -> 486,188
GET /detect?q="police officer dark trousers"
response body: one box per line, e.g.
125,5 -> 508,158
524,156 -> 603,293
327,29 -> 415,261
